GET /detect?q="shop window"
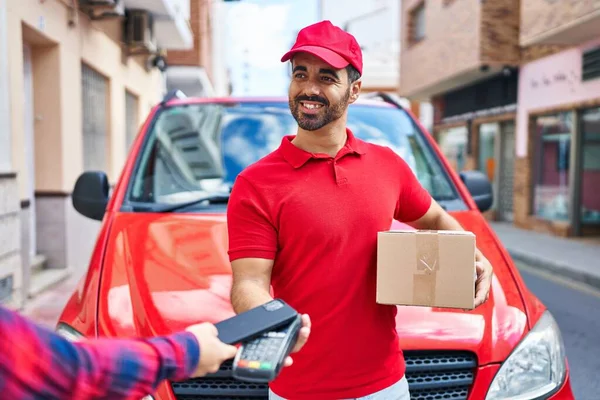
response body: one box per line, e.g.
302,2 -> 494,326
533,112 -> 572,221
478,123 -> 497,183
580,107 -> 600,224
438,126 -> 468,172
478,123 -> 498,211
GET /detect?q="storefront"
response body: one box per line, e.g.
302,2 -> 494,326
515,38 -> 600,237
433,69 -> 519,221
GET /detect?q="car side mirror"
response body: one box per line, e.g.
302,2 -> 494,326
459,170 -> 493,213
72,171 -> 109,221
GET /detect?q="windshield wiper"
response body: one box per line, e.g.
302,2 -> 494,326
130,193 -> 231,213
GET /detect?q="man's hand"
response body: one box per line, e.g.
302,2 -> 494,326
474,257 -> 493,307
282,314 -> 311,367
185,323 -> 239,377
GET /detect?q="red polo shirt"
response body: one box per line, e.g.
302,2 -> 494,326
227,128 -> 432,399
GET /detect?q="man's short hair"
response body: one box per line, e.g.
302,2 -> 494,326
289,59 -> 361,84
346,65 -> 361,83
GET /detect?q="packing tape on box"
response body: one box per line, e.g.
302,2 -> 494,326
413,232 -> 439,305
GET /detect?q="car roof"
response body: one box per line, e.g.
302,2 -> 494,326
163,95 -> 398,109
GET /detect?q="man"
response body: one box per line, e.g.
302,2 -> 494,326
226,20 -> 493,400
0,305 -> 304,399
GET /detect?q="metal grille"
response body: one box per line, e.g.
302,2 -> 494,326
81,64 -> 108,171
125,90 -> 138,151
582,46 -> 600,82
498,122 -> 515,221
170,351 -> 477,399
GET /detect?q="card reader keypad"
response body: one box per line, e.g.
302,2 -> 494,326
232,315 -> 302,382
237,332 -> 286,370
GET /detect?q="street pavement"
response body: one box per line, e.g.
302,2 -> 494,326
517,262 -> 600,400
491,222 -> 600,289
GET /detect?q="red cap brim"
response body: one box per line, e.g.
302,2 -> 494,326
280,45 -> 350,69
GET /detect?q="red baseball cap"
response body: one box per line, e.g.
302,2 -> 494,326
281,20 -> 363,75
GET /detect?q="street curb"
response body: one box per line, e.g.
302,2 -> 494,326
507,248 -> 600,290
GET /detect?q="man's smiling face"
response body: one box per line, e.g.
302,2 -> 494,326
288,52 -> 359,132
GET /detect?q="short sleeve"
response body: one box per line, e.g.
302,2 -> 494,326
227,175 -> 278,261
394,155 -> 433,223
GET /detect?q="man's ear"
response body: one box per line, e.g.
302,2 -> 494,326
349,80 -> 362,103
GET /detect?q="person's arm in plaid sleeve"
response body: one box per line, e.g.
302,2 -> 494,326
0,306 -> 238,400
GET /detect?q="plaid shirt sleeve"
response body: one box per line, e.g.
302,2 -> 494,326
0,305 -> 200,400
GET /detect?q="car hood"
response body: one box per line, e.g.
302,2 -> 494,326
98,211 -> 528,365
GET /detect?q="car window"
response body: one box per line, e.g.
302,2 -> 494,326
125,101 -> 459,210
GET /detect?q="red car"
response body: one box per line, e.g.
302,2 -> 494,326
56,92 -> 575,400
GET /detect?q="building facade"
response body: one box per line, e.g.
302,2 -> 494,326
0,0 -> 22,308
321,0 -> 433,131
515,0 -> 600,237
0,0 -> 193,308
399,0 -> 600,238
166,0 -> 221,97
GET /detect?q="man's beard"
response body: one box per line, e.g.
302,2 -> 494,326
289,88 -> 350,131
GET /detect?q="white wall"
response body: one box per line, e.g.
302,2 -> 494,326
321,0 -> 400,90
0,0 -> 11,172
211,0 -> 230,96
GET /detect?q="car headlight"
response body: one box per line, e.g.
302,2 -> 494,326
486,310 -> 567,400
55,323 -> 85,342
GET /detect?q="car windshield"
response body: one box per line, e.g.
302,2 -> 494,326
125,101 -> 459,211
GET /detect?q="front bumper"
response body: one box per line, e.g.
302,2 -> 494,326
152,363 -> 575,400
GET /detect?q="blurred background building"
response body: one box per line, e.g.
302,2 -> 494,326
0,0 -> 226,309
399,0 -> 600,239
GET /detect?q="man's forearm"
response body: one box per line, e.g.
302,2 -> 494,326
0,306 -> 199,400
429,211 -> 488,262
230,280 -> 274,314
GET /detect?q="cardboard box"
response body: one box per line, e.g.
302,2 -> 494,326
376,230 -> 476,310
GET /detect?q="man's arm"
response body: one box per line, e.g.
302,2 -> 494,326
0,306 -> 199,400
230,257 -> 275,314
392,153 -> 493,308
410,199 -> 486,261
409,200 -> 494,307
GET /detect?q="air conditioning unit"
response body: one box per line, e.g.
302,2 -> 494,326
79,0 -> 125,19
124,9 -> 157,55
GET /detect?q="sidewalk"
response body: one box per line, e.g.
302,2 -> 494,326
490,222 -> 600,290
19,271 -> 82,329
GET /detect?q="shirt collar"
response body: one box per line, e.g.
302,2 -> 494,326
280,128 -> 367,169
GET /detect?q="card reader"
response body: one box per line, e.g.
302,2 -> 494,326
215,299 -> 298,345
232,314 -> 302,382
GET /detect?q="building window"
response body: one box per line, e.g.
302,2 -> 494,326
582,46 -> 600,82
125,90 -> 139,151
409,2 -> 425,45
81,64 -> 108,172
580,107 -> 600,224
533,112 -> 573,221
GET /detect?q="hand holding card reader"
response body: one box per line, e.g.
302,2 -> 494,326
213,299 -> 302,382
232,314 -> 301,382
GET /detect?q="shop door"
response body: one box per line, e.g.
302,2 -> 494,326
578,107 -> 600,235
498,121 -> 515,221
